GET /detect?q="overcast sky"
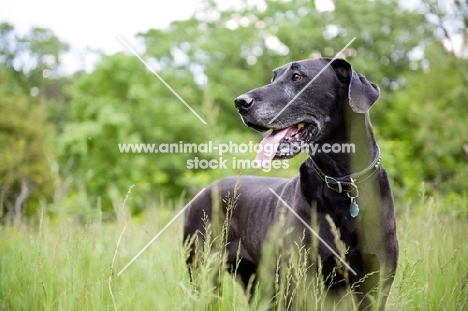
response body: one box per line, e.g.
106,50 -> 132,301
0,0 -> 200,71
0,0 -> 341,72
1,0 -> 463,71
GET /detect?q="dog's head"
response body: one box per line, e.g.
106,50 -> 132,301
234,58 -> 380,163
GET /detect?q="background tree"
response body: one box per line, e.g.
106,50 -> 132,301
0,90 -> 52,225
0,24 -> 66,224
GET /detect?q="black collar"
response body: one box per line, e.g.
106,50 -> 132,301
309,147 -> 381,197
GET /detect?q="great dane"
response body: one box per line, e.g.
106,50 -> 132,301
183,58 -> 398,309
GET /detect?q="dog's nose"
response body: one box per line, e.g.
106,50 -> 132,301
234,95 -> 254,110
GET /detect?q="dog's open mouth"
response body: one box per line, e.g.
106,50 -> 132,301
254,122 -> 317,165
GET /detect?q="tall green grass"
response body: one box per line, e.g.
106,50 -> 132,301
0,192 -> 466,310
388,194 -> 468,310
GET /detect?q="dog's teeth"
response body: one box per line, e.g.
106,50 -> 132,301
298,123 -> 305,128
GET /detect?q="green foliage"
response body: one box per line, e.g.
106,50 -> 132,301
0,90 -> 53,223
0,22 -> 70,96
59,53 -> 230,214
381,43 -> 468,197
0,24 -> 69,223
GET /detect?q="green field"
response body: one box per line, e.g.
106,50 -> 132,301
1,192 -> 466,310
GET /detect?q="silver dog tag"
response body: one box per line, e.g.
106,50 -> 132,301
350,197 -> 359,218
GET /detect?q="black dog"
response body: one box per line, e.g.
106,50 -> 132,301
184,58 -> 398,309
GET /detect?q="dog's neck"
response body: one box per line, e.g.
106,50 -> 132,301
308,112 -> 378,179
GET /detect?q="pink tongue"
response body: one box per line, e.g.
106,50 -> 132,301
255,128 -> 290,167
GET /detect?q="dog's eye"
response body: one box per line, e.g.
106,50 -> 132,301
292,73 -> 302,81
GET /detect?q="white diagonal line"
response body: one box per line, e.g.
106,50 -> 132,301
117,188 -> 206,276
268,37 -> 356,125
118,37 -> 207,125
268,188 -> 357,276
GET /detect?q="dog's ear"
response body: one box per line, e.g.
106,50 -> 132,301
348,71 -> 380,113
327,58 -> 380,114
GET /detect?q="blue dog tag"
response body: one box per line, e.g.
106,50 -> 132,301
350,198 -> 359,217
